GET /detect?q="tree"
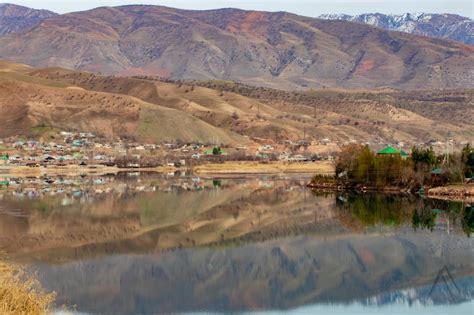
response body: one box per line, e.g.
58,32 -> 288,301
411,146 -> 438,185
335,144 -> 365,176
212,146 -> 222,155
411,147 -> 437,168
462,144 -> 474,179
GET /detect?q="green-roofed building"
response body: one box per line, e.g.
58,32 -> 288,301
431,167 -> 446,175
377,146 -> 409,159
377,146 -> 400,155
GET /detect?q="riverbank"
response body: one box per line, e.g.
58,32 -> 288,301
427,185 -> 474,202
1,161 -> 335,177
307,180 -> 412,193
193,161 -> 335,174
308,179 -> 474,202
0,165 -> 178,177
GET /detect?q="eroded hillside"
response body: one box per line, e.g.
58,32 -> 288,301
28,64 -> 474,144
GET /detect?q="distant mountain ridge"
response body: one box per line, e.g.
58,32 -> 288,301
0,3 -> 57,36
319,13 -> 474,45
0,5 -> 473,90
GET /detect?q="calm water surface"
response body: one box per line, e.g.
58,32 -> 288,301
0,173 -> 472,314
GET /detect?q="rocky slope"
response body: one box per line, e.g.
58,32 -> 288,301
319,13 -> 474,45
0,5 -> 473,89
0,3 -> 57,36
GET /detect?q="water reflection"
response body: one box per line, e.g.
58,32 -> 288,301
0,173 -> 472,314
35,234 -> 472,314
335,193 -> 473,236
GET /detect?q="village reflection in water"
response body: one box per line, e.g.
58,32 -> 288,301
0,172 -> 472,314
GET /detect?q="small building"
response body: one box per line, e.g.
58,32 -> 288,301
400,150 -> 410,159
377,146 -> 400,155
377,146 -> 409,159
431,168 -> 448,186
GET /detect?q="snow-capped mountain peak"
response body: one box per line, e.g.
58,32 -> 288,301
318,12 -> 474,45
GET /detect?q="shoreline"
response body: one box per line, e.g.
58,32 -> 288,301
426,185 -> 474,203
193,161 -> 335,175
0,165 -> 177,177
0,160 -> 335,177
307,181 -> 474,202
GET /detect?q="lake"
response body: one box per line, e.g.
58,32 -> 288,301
0,172 -> 472,314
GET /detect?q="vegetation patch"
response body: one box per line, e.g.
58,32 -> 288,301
0,260 -> 55,314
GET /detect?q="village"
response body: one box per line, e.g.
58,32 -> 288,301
0,130 -> 467,172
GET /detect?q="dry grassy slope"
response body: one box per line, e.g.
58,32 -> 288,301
0,62 -> 245,144
29,66 -> 474,143
0,5 -> 473,89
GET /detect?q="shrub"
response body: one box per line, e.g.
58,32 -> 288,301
0,261 -> 55,314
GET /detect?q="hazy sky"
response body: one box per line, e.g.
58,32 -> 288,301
3,0 -> 473,18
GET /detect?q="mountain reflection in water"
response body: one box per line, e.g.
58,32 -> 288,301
0,173 -> 472,314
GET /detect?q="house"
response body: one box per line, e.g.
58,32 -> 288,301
93,154 -> 108,161
278,152 -> 290,161
9,155 -> 23,162
320,138 -> 331,145
431,168 -> 448,186
288,155 -> 310,162
400,150 -> 410,159
377,146 -> 400,155
72,140 -> 84,148
42,155 -> 56,163
259,145 -> 274,151
377,146 -> 409,159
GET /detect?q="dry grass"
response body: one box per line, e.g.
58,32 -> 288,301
0,260 -> 55,314
194,161 -> 335,174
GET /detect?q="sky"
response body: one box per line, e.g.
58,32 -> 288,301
3,0 -> 473,18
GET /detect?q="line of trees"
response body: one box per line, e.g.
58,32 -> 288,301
334,144 -> 474,187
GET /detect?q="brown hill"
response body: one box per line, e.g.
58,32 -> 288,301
0,61 -> 244,144
0,60 -> 472,144
0,5 -> 473,90
27,62 -> 474,144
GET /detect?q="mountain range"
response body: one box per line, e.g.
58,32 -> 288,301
319,13 -> 474,45
0,4 -> 472,90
